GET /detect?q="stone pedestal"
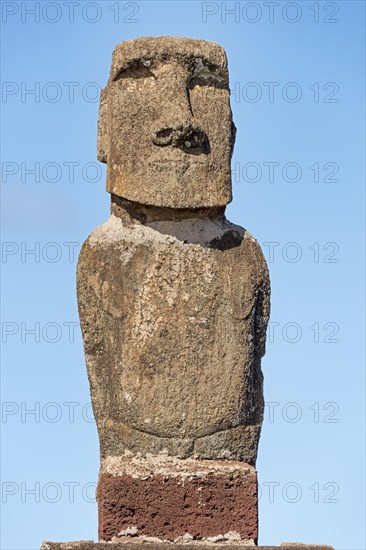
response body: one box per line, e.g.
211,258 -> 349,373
97,455 -> 257,542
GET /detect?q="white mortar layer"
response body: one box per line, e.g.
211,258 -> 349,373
101,452 -> 255,480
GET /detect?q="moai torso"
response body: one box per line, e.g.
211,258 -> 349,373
77,37 -> 270,470
78,200 -> 269,464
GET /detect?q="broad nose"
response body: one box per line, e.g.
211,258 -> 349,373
151,64 -> 208,152
156,64 -> 193,121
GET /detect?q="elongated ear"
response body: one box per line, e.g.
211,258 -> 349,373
97,87 -> 108,163
230,119 -> 237,158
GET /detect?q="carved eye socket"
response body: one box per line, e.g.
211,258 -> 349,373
188,58 -> 228,90
114,60 -> 154,82
114,61 -> 156,92
188,72 -> 227,90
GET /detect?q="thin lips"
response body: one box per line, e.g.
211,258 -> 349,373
148,149 -> 207,165
150,159 -> 206,165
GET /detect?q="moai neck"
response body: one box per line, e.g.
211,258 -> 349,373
111,194 -> 227,225
110,194 -> 249,251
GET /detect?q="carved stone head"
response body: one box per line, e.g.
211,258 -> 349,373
98,36 -> 236,209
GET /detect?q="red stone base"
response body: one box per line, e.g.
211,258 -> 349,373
97,455 -> 258,543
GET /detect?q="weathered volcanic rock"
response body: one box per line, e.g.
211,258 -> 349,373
42,34 -> 333,550
77,197 -> 270,463
97,36 -> 235,208
76,35 -> 271,543
97,455 -> 258,542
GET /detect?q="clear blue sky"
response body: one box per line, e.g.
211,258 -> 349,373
1,1 -> 365,549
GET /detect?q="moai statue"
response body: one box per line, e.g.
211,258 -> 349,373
40,36 -> 335,550
77,36 -> 270,544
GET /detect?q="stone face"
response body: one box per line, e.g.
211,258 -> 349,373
77,198 -> 270,464
98,36 -> 235,208
97,455 -> 258,542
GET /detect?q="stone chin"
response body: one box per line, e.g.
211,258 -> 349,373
106,164 -> 232,209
